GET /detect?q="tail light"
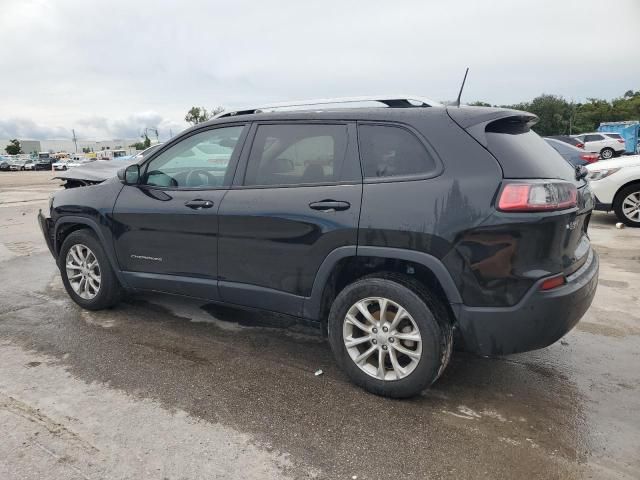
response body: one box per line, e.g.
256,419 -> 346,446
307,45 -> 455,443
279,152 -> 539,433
576,143 -> 585,149
498,181 -> 578,212
579,153 -> 599,163
617,139 -> 626,144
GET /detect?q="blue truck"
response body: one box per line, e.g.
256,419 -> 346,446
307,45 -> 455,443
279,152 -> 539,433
598,121 -> 640,154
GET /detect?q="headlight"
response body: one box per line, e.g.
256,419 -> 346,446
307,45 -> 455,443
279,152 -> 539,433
588,168 -> 621,181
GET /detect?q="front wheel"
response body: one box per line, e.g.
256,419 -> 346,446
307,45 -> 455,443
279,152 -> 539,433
328,275 -> 452,398
600,147 -> 615,159
59,229 -> 122,310
614,184 -> 640,227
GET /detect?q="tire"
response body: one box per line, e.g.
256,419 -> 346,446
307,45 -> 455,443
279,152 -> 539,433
59,229 -> 122,310
328,274 -> 452,398
600,147 -> 615,160
20,167 -> 25,171
613,184 -> 640,227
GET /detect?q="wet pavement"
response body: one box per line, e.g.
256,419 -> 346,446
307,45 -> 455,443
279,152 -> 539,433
0,172 -> 639,479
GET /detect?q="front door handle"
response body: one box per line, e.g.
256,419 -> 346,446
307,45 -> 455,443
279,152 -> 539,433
185,199 -> 214,209
309,200 -> 351,212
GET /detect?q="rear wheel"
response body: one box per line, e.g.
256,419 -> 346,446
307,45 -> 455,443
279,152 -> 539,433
600,147 -> 615,159
328,275 -> 452,398
614,184 -> 640,227
59,229 -> 122,309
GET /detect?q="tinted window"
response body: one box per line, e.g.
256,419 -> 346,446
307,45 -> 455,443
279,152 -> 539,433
486,129 -> 575,181
143,126 -> 245,188
358,124 -> 436,179
244,124 -> 348,186
584,134 -> 604,142
605,133 -> 622,139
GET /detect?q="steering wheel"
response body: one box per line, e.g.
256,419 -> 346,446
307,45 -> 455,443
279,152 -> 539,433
185,169 -> 216,187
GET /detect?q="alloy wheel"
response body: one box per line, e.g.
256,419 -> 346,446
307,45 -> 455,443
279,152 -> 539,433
65,244 -> 101,299
343,297 -> 422,381
622,191 -> 640,223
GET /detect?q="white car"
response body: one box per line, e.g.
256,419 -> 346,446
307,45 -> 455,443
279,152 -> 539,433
587,155 -> 640,226
52,159 -> 72,171
574,132 -> 627,159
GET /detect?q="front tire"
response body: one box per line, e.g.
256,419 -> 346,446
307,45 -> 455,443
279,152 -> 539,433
600,147 -> 615,160
614,184 -> 640,227
328,275 -> 452,398
59,229 -> 122,310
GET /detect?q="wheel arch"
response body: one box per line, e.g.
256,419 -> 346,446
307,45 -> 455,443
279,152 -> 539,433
303,246 -> 462,331
54,216 -> 129,287
613,179 -> 640,206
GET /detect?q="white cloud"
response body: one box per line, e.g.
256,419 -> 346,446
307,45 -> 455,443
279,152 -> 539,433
1,0 -> 638,139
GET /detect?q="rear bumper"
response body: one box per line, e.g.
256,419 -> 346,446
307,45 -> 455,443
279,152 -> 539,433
456,249 -> 599,355
38,210 -> 56,258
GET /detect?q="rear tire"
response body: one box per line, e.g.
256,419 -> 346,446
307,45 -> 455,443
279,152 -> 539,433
600,147 -> 615,159
59,229 -> 122,310
614,184 -> 640,227
328,274 -> 452,398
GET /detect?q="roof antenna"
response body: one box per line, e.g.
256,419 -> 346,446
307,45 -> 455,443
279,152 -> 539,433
453,67 -> 469,107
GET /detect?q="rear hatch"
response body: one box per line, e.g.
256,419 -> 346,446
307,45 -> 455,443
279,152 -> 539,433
448,107 -> 594,277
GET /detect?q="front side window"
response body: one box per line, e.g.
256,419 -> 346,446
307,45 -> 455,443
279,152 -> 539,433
142,125 -> 245,188
244,124 -> 348,186
358,124 -> 436,179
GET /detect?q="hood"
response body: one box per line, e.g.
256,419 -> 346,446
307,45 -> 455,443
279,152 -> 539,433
586,154 -> 640,171
55,158 -> 137,182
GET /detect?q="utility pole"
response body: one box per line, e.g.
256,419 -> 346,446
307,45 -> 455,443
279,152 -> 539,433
72,129 -> 78,153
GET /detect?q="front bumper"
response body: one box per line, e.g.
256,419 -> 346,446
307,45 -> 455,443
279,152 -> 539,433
38,210 -> 56,258
456,249 -> 599,355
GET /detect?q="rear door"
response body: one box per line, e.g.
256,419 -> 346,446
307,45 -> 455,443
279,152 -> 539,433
112,124 -> 248,300
216,122 -> 362,316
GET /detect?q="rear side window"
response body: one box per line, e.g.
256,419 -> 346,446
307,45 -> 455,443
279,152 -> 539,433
584,134 -> 604,142
605,133 -> 622,139
358,124 -> 436,179
244,124 -> 349,186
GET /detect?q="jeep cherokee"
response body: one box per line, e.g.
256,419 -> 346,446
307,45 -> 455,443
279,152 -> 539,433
39,96 -> 599,398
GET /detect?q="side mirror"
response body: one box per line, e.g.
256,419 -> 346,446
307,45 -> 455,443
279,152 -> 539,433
118,164 -> 140,185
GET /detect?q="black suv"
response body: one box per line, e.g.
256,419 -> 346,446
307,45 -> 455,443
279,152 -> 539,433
39,97 -> 599,398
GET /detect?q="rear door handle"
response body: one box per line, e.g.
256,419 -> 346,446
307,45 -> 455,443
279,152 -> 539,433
309,200 -> 351,212
185,199 -> 214,209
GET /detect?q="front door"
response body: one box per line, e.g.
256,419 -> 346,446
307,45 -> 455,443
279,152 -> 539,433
112,124 -> 248,300
217,122 -> 362,316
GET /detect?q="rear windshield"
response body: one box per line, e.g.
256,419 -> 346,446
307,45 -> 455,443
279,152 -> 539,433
485,120 -> 576,180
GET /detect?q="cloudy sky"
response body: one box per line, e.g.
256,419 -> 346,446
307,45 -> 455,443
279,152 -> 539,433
1,0 -> 638,141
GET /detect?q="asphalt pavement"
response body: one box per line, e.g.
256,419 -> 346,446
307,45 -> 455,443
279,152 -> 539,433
0,171 -> 638,479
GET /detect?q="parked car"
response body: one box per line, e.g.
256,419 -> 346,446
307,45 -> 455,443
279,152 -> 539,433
586,154 -> 640,227
52,159 -> 72,171
598,122 -> 640,154
573,132 -> 626,159
544,138 -> 599,166
547,135 -> 586,149
38,97 -> 598,398
55,144 -> 163,188
0,156 -> 12,171
9,158 -> 35,171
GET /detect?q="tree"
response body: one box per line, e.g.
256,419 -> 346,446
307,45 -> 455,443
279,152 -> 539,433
129,142 -> 145,150
469,101 -> 493,107
143,134 -> 151,148
184,105 -> 225,125
4,139 -> 22,155
185,106 -> 210,125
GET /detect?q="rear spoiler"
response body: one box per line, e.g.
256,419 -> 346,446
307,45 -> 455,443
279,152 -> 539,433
447,107 -> 538,147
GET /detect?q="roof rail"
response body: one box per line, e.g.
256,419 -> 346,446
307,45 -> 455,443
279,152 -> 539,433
214,95 -> 443,118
